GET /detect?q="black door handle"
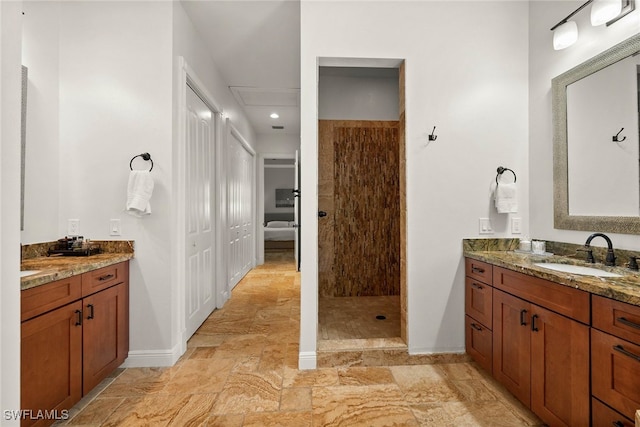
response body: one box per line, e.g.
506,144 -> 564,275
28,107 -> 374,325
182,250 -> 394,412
318,211 -> 327,218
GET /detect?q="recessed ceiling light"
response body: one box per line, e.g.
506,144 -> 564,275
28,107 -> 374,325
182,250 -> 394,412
270,113 -> 279,119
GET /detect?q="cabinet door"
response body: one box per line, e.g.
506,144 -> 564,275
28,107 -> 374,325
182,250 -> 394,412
465,277 -> 492,328
592,328 -> 640,420
21,301 -> 82,427
82,283 -> 128,394
465,315 -> 492,374
530,304 -> 590,427
592,398 -> 634,427
492,289 -> 531,406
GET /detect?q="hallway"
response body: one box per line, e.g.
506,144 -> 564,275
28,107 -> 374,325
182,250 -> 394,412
56,250 -> 542,426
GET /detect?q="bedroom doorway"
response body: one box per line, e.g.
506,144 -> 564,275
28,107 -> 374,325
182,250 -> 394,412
263,156 -> 296,261
317,62 -> 406,344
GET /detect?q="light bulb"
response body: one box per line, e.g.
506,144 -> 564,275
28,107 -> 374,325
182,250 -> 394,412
553,21 -> 578,50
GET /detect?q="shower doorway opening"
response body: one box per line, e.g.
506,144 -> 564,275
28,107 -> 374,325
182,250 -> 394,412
317,61 -> 406,347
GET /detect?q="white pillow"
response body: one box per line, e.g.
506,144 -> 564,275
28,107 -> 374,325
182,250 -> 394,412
266,221 -> 290,228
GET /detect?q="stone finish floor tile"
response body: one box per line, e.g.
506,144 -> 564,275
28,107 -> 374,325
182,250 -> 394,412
60,249 -> 543,426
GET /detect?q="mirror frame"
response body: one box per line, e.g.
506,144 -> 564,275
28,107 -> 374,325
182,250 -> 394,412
553,32 -> 640,235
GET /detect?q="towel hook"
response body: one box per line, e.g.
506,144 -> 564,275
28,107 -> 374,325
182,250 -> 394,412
496,166 -> 516,185
130,153 -> 153,171
428,126 -> 438,141
613,128 -> 626,142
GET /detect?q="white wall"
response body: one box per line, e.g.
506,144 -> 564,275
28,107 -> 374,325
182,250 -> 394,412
1,1 -> 24,422
319,71 -> 399,120
529,1 -> 640,251
56,1 -> 176,362
300,1 -> 530,364
265,167 -> 295,214
256,133 -> 300,154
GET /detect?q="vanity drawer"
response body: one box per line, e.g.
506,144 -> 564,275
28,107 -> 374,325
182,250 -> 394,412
493,266 -> 590,324
81,262 -> 128,297
592,328 -> 640,420
465,258 -> 492,285
593,295 -> 640,345
465,315 -> 492,374
21,275 -> 82,322
465,277 -> 492,328
592,398 -> 634,427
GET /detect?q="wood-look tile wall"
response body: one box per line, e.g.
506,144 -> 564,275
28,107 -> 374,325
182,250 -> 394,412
318,120 -> 400,297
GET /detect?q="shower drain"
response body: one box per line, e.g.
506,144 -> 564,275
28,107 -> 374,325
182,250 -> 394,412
375,315 -> 386,320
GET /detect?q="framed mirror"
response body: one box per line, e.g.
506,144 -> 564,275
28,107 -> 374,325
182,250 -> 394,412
553,32 -> 640,234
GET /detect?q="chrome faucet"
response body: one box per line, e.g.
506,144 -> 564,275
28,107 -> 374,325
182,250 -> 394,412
582,233 -> 616,266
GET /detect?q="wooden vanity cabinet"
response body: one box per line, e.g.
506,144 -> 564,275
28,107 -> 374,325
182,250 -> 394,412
492,266 -> 590,427
464,259 -> 493,373
21,261 -> 129,427
591,295 -> 640,422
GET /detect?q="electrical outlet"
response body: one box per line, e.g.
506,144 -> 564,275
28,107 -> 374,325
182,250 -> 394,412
68,219 -> 80,236
511,217 -> 522,234
479,218 -> 493,234
109,219 -> 121,236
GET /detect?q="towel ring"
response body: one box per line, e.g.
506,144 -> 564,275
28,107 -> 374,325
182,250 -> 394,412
496,166 -> 516,185
130,153 -> 153,171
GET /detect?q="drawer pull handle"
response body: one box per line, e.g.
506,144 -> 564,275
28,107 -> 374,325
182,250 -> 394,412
616,316 -> 640,330
612,421 -> 625,427
87,304 -> 95,320
520,309 -> 528,326
613,344 -> 640,362
98,273 -> 115,281
472,267 -> 485,274
471,282 -> 483,290
74,310 -> 82,326
531,314 -> 539,332
471,323 -> 483,331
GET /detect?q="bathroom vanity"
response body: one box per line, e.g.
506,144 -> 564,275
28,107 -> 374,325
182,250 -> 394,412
20,248 -> 132,427
464,250 -> 640,427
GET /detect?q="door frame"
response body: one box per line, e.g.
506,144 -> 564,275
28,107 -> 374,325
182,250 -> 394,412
256,152 -> 296,265
174,57 -> 224,354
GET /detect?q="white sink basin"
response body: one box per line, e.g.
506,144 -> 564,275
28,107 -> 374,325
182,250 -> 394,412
534,263 -> 622,278
20,270 -> 40,278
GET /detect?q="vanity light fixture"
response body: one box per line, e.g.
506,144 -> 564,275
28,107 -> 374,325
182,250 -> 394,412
550,0 -> 634,50
270,112 -> 279,119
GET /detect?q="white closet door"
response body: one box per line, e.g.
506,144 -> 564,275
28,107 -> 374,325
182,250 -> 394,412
185,85 -> 215,339
227,129 -> 254,290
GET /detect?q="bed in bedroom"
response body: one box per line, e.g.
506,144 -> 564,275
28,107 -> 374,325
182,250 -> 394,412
264,214 -> 295,249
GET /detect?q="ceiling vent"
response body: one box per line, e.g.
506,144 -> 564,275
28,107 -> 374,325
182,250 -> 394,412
272,125 -> 284,130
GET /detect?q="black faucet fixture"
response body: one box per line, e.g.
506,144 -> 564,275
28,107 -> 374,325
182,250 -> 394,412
583,233 -> 616,266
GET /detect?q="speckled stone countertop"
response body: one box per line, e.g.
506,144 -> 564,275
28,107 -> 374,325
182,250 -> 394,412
21,240 -> 134,291
464,243 -> 640,307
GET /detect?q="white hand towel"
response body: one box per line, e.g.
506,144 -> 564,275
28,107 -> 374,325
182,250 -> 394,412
126,170 -> 154,217
494,183 -> 518,213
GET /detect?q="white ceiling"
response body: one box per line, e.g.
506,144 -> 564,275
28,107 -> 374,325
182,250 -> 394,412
181,0 -> 301,136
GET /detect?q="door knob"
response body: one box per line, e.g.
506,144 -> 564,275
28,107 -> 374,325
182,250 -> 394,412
318,211 -> 327,218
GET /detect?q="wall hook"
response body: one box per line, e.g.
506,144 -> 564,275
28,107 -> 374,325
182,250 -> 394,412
613,128 -> 627,142
428,126 -> 438,141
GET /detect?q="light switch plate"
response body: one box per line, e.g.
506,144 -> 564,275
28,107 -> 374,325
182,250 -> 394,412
511,217 -> 522,234
479,218 -> 493,234
109,219 -> 121,236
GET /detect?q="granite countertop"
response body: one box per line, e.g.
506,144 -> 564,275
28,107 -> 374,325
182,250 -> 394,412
464,250 -> 640,307
21,253 -> 134,291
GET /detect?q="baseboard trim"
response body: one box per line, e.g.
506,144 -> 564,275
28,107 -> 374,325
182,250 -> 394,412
298,351 -> 317,370
121,344 -> 184,368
